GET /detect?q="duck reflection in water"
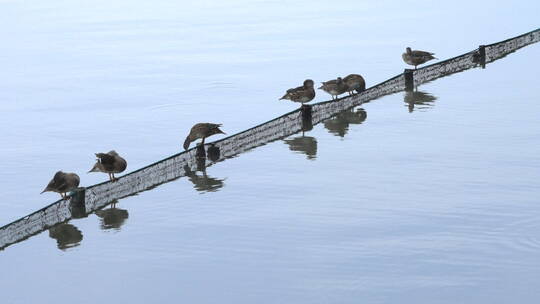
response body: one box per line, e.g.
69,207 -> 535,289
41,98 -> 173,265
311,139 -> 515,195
404,89 -> 437,112
95,200 -> 129,230
284,134 -> 317,160
324,108 -> 367,138
48,223 -> 83,250
183,164 -> 225,193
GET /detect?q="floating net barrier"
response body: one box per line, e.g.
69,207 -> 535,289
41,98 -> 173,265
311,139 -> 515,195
1,28 -> 539,250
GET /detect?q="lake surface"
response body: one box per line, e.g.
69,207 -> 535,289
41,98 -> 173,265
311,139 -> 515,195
1,1 -> 539,303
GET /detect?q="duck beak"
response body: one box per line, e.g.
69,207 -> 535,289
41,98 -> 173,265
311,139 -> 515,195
88,162 -> 101,173
40,187 -> 48,194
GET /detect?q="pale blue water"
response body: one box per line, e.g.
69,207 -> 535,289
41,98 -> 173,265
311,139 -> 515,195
1,1 -> 540,303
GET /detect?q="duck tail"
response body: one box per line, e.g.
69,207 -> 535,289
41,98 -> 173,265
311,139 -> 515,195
359,81 -> 366,92
183,135 -> 192,151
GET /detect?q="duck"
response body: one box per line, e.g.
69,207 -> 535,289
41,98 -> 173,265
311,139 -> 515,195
318,77 -> 348,100
88,150 -> 127,182
343,74 -> 366,95
279,79 -> 316,104
41,171 -> 80,200
402,47 -> 437,69
183,123 -> 226,150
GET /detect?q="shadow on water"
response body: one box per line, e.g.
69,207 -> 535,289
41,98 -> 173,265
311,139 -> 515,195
404,88 -> 437,113
48,223 -> 83,250
95,200 -> 129,231
183,164 -> 225,193
323,107 -> 367,137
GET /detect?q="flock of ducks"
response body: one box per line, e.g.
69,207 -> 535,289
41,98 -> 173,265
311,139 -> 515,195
40,47 -> 436,200
279,74 -> 366,104
41,151 -> 127,199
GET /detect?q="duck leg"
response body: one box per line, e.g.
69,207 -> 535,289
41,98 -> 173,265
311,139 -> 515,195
196,139 -> 207,159
112,173 -> 117,182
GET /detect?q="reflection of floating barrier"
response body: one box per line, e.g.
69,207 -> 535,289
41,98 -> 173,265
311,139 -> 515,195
1,28 -> 539,250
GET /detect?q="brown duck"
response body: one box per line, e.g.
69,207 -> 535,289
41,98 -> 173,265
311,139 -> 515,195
88,150 -> 127,182
402,47 -> 437,69
41,171 -> 80,200
318,77 -> 348,100
343,74 -> 366,95
279,79 -> 316,104
183,123 -> 225,150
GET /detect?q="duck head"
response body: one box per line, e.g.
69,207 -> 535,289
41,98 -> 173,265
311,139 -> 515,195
41,171 -> 64,193
303,79 -> 314,88
406,47 -> 412,54
41,184 -> 53,194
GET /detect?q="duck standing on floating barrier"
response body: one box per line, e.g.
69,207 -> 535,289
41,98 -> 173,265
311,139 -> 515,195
402,47 -> 437,69
183,123 -> 226,151
279,79 -> 316,105
41,171 -> 80,200
88,150 -> 127,182
319,77 -> 348,100
343,74 -> 366,95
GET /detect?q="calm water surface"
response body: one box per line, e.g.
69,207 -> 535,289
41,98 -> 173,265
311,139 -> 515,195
1,1 -> 539,303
